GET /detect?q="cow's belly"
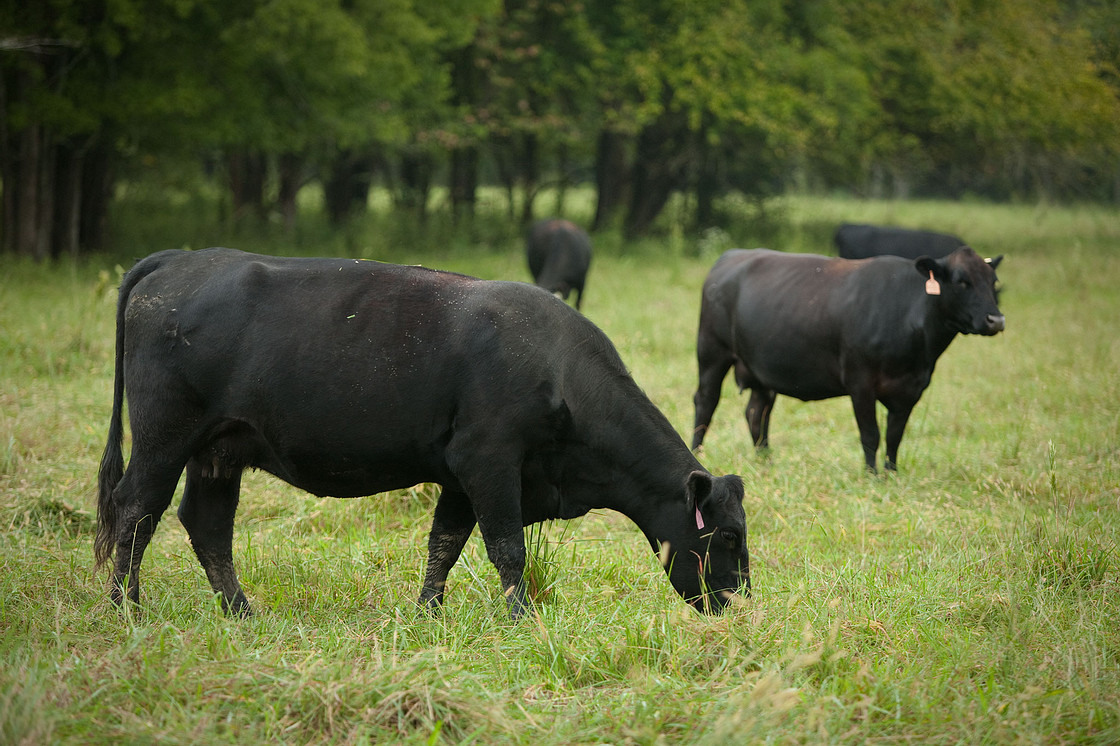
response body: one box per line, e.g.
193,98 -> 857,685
270,453 -> 451,498
198,418 -> 457,498
738,353 -> 846,402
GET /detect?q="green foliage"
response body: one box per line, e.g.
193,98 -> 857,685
5,0 -> 1120,259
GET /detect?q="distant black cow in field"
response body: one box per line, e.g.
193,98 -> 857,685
527,219 -> 592,310
96,248 -> 749,619
691,247 -> 1004,472
834,223 -> 966,260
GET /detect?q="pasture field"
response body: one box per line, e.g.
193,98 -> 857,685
2,195 -> 1119,744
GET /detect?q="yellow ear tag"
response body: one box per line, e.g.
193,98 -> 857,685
925,271 -> 941,296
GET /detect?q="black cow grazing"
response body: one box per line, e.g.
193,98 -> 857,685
834,223 -> 966,260
95,248 -> 749,619
527,219 -> 592,310
691,247 -> 1004,472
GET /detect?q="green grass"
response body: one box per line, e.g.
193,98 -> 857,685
2,194 -> 1119,743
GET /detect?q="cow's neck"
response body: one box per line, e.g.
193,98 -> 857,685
922,301 -> 960,360
563,378 -> 699,529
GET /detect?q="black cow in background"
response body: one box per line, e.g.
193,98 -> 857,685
692,247 -> 1004,472
835,223 -> 966,260
527,218 -> 592,310
96,248 -> 750,619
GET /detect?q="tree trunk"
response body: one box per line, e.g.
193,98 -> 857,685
79,141 -> 112,254
450,146 -> 478,220
491,136 -> 517,220
519,132 -> 538,226
553,142 -> 570,216
323,149 -> 373,225
54,142 -> 84,257
276,152 -> 302,231
396,150 -> 432,221
593,129 -> 628,231
35,128 -> 56,261
0,66 -> 13,255
15,124 -> 41,258
624,118 -> 690,238
693,136 -> 718,230
447,41 -> 479,222
227,149 -> 267,223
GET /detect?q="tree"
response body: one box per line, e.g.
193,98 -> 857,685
0,1 -> 217,258
466,0 -> 599,224
582,0 -> 853,236
209,0 -> 491,227
840,0 -> 1120,199
0,0 -> 501,257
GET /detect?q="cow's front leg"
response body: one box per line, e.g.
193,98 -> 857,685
480,522 -> 531,619
466,472 -> 530,618
849,390 -> 880,472
884,405 -> 914,472
446,404 -> 555,618
692,337 -> 733,450
418,487 -> 476,614
451,466 -> 531,618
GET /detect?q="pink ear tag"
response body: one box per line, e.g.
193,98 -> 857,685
695,507 -> 705,530
925,271 -> 941,296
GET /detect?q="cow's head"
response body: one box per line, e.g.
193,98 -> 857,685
916,247 -> 1005,335
659,471 -> 750,614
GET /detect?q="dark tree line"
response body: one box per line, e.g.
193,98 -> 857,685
3,0 -> 1119,259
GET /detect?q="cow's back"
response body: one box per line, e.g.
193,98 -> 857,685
835,223 -> 964,260
125,247 -> 600,391
120,249 -> 614,495
704,249 -> 861,341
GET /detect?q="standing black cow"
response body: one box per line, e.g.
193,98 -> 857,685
527,219 -> 592,310
691,247 -> 1004,472
96,248 -> 749,618
834,223 -> 966,260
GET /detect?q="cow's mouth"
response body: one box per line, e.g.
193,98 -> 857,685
688,585 -> 750,614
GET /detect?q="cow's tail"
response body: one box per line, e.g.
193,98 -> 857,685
94,255 -> 163,570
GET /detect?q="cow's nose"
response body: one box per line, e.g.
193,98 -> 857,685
987,314 -> 1005,332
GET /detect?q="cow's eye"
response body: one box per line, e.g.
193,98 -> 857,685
957,277 -> 971,288
720,529 -> 738,548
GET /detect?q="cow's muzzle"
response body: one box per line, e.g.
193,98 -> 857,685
985,314 -> 1006,334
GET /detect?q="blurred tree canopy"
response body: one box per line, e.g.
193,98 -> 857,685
2,0 -> 1118,257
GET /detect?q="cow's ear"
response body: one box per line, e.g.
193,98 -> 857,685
685,470 -> 713,511
915,256 -> 945,280
986,255 -> 1003,270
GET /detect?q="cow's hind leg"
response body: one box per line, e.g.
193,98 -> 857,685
692,337 -> 734,450
177,460 -> 250,616
108,458 -> 183,609
745,388 -> 777,451
418,487 -> 477,613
